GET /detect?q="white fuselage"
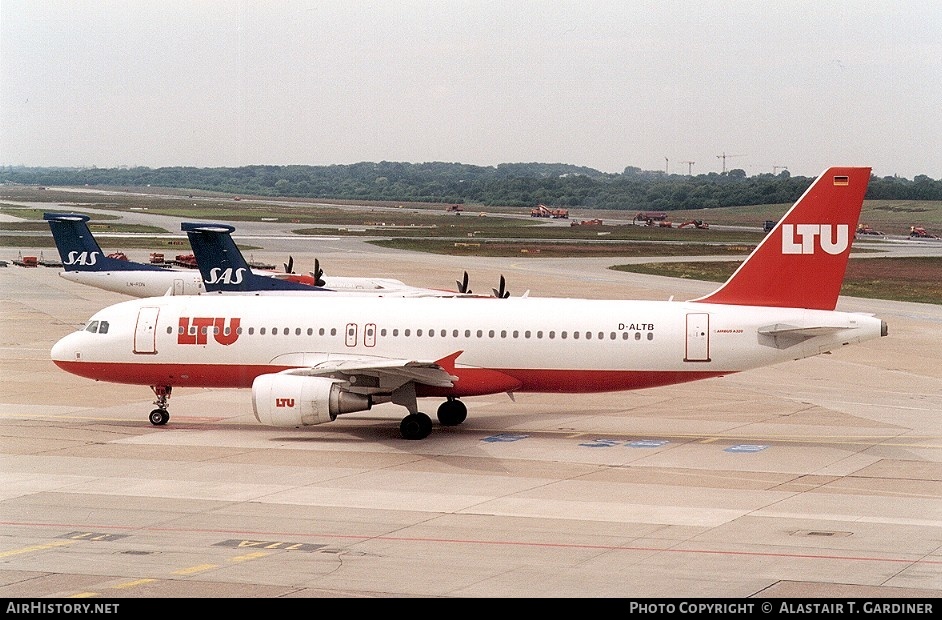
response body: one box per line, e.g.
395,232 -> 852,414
59,269 -> 206,297
51,294 -> 885,397
58,269 -> 450,298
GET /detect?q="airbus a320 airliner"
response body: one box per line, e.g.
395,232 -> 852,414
51,167 -> 887,439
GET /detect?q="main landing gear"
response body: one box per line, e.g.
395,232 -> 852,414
149,386 -> 171,426
398,398 -> 467,440
437,397 -> 467,426
399,412 -> 433,441
394,384 -> 468,440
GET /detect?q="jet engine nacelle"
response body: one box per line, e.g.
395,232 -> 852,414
252,374 -> 372,427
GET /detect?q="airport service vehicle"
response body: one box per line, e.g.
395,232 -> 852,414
51,168 -> 887,440
856,223 -> 883,236
530,204 -> 569,218
13,254 -> 38,267
909,226 -> 940,239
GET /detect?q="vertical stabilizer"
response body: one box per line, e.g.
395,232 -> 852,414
692,167 -> 871,310
44,212 -> 166,272
182,222 -> 322,292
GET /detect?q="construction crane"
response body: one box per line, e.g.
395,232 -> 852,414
680,161 -> 695,175
773,165 -> 788,174
716,152 -> 745,173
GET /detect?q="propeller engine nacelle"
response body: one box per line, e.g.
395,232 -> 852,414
252,374 -> 372,427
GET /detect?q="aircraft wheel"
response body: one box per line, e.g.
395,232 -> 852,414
400,413 -> 433,440
437,399 -> 467,426
149,408 -> 169,426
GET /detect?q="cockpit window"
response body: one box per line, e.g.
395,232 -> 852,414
84,320 -> 109,334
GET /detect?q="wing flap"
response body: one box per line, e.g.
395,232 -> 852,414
276,355 -> 458,390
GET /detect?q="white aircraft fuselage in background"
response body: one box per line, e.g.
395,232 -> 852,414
58,268 -> 205,297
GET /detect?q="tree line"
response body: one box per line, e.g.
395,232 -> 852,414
2,162 -> 940,210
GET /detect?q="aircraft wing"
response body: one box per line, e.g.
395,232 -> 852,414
269,354 -> 458,393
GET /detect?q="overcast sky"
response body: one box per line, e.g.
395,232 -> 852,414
2,1 -> 940,179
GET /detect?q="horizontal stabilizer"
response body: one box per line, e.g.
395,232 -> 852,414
758,324 -> 851,337
758,322 -> 853,349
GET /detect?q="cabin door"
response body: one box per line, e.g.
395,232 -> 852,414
684,313 -> 711,362
134,306 -> 160,354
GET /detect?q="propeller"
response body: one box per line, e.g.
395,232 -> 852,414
456,271 -> 472,294
284,255 -> 295,274
492,275 -> 510,299
312,258 -> 326,286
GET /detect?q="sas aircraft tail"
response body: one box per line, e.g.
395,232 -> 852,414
182,222 -> 325,293
44,212 -> 167,272
692,166 -> 871,310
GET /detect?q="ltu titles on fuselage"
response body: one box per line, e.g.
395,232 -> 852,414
618,323 -> 653,331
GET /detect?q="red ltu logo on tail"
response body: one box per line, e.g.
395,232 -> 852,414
781,224 -> 849,255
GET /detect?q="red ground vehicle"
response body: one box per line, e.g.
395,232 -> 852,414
856,224 -> 883,236
13,254 -> 38,267
530,204 -> 569,219
678,220 -> 709,229
173,254 -> 199,268
909,226 -> 940,239
634,211 -> 668,225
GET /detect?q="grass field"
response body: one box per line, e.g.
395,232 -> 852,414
611,257 -> 942,305
2,185 -> 940,305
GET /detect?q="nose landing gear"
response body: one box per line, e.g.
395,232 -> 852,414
149,386 -> 172,425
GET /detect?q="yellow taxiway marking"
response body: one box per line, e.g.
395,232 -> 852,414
0,539 -> 75,558
231,551 -> 271,562
114,578 -> 157,588
173,563 -> 217,575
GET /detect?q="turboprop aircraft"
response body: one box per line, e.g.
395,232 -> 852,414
181,221 -> 499,298
43,212 -> 490,298
51,167 -> 887,439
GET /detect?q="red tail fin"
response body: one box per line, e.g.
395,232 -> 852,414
692,166 -> 871,310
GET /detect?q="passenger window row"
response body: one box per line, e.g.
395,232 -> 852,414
166,325 -> 655,341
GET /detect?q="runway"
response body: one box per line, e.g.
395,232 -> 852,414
1,239 -> 940,598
